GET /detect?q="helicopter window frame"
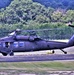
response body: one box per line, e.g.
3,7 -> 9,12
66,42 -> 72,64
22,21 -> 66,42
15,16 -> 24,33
0,42 -> 2,47
19,42 -> 24,47
13,42 -> 18,48
3,42 -> 5,47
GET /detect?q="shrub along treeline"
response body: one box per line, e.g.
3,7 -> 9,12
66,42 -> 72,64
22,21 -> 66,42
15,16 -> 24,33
0,0 -> 74,39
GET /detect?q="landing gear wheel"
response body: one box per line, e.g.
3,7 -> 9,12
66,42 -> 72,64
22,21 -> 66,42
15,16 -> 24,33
52,50 -> 55,54
64,52 -> 67,54
9,51 -> 14,56
2,53 -> 7,56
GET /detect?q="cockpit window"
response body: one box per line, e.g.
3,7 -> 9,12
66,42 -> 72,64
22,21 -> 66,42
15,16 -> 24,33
19,42 -> 24,47
2,42 -> 10,48
13,42 -> 18,48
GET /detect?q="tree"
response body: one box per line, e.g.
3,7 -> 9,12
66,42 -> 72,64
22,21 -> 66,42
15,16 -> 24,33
61,10 -> 74,22
51,9 -> 63,22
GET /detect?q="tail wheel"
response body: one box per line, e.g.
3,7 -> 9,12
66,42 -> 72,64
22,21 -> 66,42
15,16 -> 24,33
60,49 -> 67,54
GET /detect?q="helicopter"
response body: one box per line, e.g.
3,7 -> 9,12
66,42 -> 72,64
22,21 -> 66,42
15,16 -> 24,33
0,27 -> 74,56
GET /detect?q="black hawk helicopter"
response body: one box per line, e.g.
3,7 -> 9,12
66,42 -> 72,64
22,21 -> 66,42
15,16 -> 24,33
0,25 -> 74,56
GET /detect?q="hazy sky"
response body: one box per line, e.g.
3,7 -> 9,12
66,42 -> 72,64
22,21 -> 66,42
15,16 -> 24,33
0,0 -> 74,9
0,0 -> 12,8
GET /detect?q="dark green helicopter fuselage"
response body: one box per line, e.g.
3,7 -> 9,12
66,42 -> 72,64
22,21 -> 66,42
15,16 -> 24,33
0,34 -> 74,56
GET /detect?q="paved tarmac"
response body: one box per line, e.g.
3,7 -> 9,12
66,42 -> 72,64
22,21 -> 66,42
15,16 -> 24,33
0,54 -> 74,62
0,71 -> 74,75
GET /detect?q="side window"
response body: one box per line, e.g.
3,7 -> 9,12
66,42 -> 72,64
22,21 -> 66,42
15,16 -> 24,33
3,42 -> 5,47
0,42 -> 2,47
19,42 -> 24,47
13,42 -> 18,48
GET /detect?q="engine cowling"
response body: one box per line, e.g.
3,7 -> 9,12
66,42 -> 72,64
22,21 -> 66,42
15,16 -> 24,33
15,35 -> 39,41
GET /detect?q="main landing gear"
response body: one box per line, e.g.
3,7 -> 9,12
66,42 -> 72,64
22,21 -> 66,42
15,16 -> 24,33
9,51 -> 14,56
2,53 -> 7,56
2,50 -> 14,56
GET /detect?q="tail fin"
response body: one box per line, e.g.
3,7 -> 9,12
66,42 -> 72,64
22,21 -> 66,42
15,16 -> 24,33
68,35 -> 74,46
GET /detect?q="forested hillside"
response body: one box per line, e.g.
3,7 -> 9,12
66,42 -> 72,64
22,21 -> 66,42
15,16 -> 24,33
0,0 -> 74,39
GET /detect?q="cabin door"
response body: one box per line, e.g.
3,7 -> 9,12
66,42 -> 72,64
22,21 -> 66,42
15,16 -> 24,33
2,42 -> 11,53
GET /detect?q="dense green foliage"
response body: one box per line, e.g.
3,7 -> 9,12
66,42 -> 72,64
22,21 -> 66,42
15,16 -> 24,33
0,0 -> 74,39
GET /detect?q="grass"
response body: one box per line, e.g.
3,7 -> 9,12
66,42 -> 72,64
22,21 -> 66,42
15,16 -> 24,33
0,61 -> 74,74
